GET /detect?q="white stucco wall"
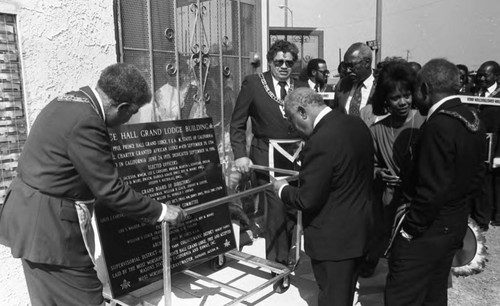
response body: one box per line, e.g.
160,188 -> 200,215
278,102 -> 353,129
0,1 -> 116,304
10,0 -> 117,124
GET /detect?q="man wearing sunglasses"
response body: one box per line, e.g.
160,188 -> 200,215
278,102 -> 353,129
230,39 -> 307,292
332,42 -> 376,123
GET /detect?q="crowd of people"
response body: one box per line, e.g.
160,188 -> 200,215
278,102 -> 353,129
232,39 -> 498,305
0,38 -> 498,306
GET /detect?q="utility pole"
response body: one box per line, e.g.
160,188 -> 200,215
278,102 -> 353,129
284,0 -> 288,27
375,0 -> 382,64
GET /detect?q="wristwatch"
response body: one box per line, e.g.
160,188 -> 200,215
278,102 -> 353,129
400,228 -> 413,241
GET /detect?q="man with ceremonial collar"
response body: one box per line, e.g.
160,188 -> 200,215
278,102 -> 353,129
0,63 -> 186,305
272,88 -> 375,306
475,61 -> 500,228
385,59 -> 486,305
230,39 -> 307,292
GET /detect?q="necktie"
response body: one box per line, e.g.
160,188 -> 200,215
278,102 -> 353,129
349,83 -> 362,117
314,84 -> 319,92
278,81 -> 287,100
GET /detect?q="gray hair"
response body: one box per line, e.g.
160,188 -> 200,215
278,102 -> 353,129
284,87 -> 324,111
419,58 -> 460,94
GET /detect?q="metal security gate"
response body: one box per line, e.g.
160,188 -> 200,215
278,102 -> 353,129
115,0 -> 262,164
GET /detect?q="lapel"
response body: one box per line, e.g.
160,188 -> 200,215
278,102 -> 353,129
263,71 -> 277,96
79,86 -> 105,120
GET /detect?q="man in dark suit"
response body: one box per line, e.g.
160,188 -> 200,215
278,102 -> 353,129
385,59 -> 486,305
230,39 -> 307,291
0,63 -> 186,305
476,61 -> 500,228
331,42 -> 376,125
273,88 -> 376,305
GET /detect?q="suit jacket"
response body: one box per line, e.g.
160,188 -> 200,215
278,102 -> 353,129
280,109 -> 376,261
403,98 -> 486,238
478,87 -> 500,162
330,75 -> 375,113
230,71 -> 307,167
0,87 -> 163,267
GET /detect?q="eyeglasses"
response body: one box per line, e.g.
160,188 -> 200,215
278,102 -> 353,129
273,59 -> 295,68
317,70 -> 330,76
344,60 -> 365,69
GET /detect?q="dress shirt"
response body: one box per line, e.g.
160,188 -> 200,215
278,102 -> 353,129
273,77 -> 290,100
427,95 -> 457,120
91,87 -> 106,121
345,73 -> 374,113
486,83 -> 498,96
308,79 -> 317,91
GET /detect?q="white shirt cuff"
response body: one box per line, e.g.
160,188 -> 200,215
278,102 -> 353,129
157,203 -> 168,222
278,183 -> 289,199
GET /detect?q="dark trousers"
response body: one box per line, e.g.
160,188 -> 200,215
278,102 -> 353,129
262,185 -> 297,265
311,257 -> 362,306
471,168 -> 493,226
490,168 -> 500,222
384,223 -> 465,306
22,259 -> 104,306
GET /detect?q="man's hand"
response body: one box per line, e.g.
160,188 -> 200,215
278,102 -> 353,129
272,178 -> 288,197
376,168 -> 401,187
234,157 -> 253,173
163,204 -> 187,227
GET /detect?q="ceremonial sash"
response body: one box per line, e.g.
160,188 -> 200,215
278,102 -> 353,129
268,139 -> 303,180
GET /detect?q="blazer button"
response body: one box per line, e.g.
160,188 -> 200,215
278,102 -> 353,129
443,227 -> 449,233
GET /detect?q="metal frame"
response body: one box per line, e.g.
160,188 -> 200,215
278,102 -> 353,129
104,170 -> 299,306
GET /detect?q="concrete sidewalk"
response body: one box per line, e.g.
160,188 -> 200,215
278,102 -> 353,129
163,238 -> 386,306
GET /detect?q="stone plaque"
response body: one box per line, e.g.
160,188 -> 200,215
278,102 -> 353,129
95,118 -> 235,298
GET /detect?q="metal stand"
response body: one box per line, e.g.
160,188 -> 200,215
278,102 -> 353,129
104,169 -> 300,306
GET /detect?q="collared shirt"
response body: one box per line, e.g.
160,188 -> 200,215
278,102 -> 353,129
308,79 -> 317,91
345,73 -> 375,113
272,76 -> 290,100
486,82 -> 498,96
313,106 -> 332,128
427,95 -> 457,120
91,87 -> 106,121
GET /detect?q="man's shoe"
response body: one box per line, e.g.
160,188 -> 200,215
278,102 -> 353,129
271,273 -> 290,294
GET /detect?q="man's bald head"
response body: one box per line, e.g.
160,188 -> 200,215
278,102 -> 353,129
343,42 -> 373,83
344,42 -> 373,62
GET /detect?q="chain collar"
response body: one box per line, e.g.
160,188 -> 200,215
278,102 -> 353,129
258,73 -> 295,107
438,109 -> 481,132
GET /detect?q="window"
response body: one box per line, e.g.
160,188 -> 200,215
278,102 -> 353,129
0,13 -> 25,202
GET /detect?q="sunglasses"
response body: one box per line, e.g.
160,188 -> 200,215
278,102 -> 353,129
273,59 -> 295,68
317,70 -> 330,76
